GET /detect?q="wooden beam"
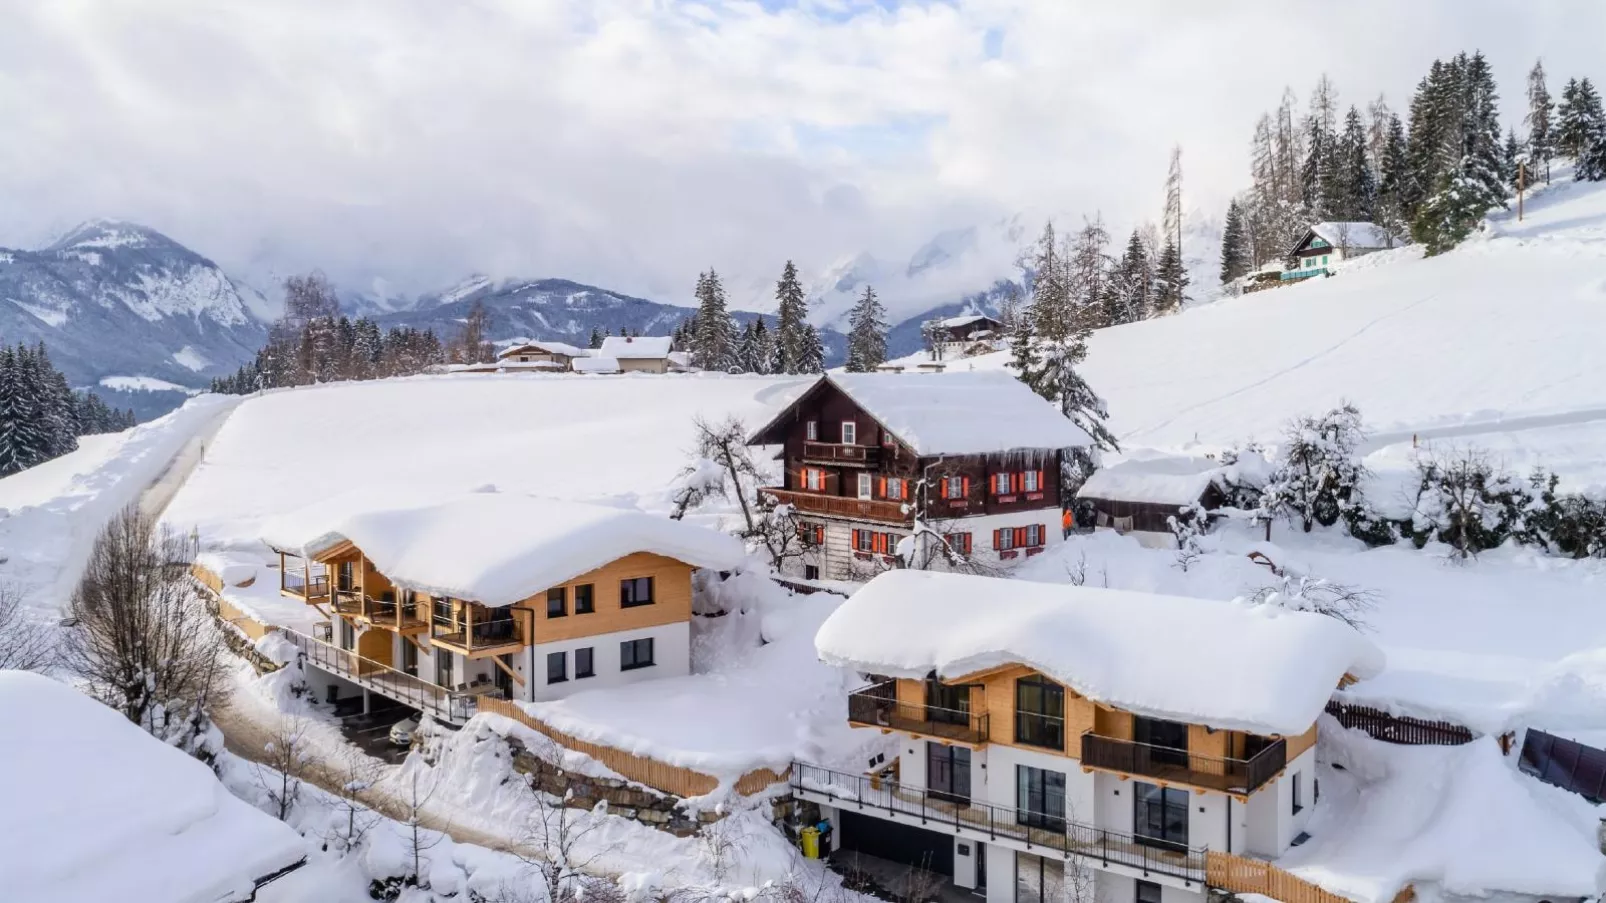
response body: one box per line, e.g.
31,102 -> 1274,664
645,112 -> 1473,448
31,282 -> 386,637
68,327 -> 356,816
489,654 -> 526,687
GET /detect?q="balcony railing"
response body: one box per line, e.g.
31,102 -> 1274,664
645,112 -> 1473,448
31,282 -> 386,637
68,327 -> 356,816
790,762 -> 1207,884
281,571 -> 330,601
362,598 -> 429,632
432,616 -> 524,655
1080,732 -> 1287,796
847,682 -> 989,744
760,488 -> 910,525
801,441 -> 881,468
277,627 -> 479,724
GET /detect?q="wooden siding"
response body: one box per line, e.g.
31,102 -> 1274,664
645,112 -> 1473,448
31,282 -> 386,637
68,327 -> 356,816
479,696 -> 787,798
527,552 -> 695,644
1207,851 -> 1363,903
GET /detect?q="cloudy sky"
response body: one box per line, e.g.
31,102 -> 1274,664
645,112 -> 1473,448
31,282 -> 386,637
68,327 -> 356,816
1,0 -> 1602,312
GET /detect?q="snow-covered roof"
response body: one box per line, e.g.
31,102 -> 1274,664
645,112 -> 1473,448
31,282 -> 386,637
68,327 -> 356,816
938,314 -> 998,329
261,491 -> 747,607
757,372 -> 1091,456
1278,723 -> 1606,903
1076,450 -> 1271,505
598,335 -> 672,359
497,340 -> 586,359
572,356 -> 621,374
816,570 -> 1385,736
1304,222 -> 1398,252
0,671 -> 306,903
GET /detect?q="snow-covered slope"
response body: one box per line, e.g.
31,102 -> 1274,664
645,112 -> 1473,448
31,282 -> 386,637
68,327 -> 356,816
0,221 -> 266,393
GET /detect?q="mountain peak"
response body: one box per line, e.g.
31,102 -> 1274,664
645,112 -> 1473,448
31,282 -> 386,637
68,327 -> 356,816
46,219 -> 179,254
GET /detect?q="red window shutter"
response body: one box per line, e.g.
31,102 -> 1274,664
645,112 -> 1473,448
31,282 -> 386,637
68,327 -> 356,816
879,477 -> 887,498
1014,527 -> 1027,547
1036,469 -> 1046,489
993,528 -> 1003,549
962,476 -> 971,497
852,529 -> 861,550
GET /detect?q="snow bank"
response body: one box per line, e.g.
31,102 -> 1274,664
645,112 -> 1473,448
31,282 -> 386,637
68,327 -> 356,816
1279,720 -> 1605,902
0,672 -> 306,903
261,491 -> 746,606
813,372 -> 1090,456
817,570 -> 1384,736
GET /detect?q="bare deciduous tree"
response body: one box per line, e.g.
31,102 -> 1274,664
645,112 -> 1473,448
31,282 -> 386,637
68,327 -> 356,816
0,585 -> 54,671
401,770 -> 447,890
255,718 -> 311,821
1247,574 -> 1379,631
449,299 -> 496,365
329,745 -> 383,851
698,815 -> 751,883
61,505 -> 228,760
673,416 -> 811,570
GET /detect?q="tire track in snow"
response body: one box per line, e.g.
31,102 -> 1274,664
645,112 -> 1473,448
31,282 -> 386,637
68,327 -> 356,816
1120,292 -> 1441,444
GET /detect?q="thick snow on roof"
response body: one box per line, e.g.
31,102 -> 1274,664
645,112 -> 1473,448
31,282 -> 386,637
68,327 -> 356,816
816,570 -> 1384,736
599,335 -> 672,359
939,314 -> 994,329
0,671 -> 306,903
1077,453 -> 1222,505
1279,722 -> 1606,902
826,372 -> 1092,456
261,491 -> 746,606
1308,221 -> 1398,251
497,340 -> 585,359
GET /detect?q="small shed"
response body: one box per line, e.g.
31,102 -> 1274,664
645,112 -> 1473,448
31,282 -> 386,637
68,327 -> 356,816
1074,453 -> 1232,539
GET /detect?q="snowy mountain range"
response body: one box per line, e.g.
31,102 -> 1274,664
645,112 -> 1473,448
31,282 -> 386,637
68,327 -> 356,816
0,220 -> 266,419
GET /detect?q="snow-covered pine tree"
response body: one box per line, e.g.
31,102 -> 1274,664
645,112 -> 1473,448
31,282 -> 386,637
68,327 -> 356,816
1067,216 -> 1113,327
1151,240 -> 1188,315
9,345 -> 49,472
797,323 -> 826,373
34,343 -> 78,458
588,326 -> 604,349
1365,95 -> 1393,180
1020,319 -> 1117,479
0,346 -> 23,477
1162,146 -> 1183,264
1556,77 -> 1602,159
844,285 -> 888,372
1334,106 -> 1376,220
1025,222 -> 1070,338
1578,128 -> 1606,181
750,316 -> 775,375
1526,59 -> 1554,183
1375,112 -> 1411,241
773,260 -> 812,375
1503,128 -> 1523,190
1301,114 -> 1330,219
1258,403 -> 1369,534
1412,52 -> 1506,255
1219,199 -> 1251,286
734,320 -> 758,373
690,269 -> 737,372
1404,60 -> 1452,220
1102,230 -> 1152,324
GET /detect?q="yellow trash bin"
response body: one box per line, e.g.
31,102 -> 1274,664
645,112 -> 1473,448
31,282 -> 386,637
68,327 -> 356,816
800,826 -> 820,859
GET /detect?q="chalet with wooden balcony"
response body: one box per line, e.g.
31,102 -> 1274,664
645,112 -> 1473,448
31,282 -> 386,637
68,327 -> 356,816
927,313 -> 1003,360
797,570 -> 1384,903
747,372 -> 1091,581
263,492 -> 745,709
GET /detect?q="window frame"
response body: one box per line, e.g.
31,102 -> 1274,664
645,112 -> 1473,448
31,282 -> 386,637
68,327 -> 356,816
1135,880 -> 1164,903
806,419 -> 818,441
573,583 -> 594,614
620,577 -> 654,608
803,467 -> 825,491
1022,470 -> 1040,492
1291,771 -> 1303,814
546,650 -> 567,684
1134,781 -> 1190,852
840,421 -> 857,446
1015,764 -> 1067,832
574,646 -> 595,679
620,636 -> 655,671
1014,675 -> 1065,750
885,477 -> 905,500
952,532 -> 972,556
943,475 -> 966,500
546,586 -> 567,618
857,472 -> 873,500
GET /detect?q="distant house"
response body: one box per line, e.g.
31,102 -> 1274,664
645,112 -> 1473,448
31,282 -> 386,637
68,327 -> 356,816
929,314 -> 1003,360
496,340 -> 588,371
572,356 -> 622,375
747,371 -> 1090,581
1284,222 -> 1398,281
598,335 -> 673,374
1074,454 -> 1234,548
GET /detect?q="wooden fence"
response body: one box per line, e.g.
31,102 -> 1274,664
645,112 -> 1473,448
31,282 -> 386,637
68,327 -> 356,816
1207,852 -> 1354,903
477,696 -> 788,800
1326,701 -> 1473,745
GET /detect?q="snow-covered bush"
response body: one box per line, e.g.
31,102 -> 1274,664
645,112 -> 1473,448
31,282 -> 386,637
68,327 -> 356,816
1405,447 -> 1535,558
1247,573 -> 1379,632
1258,403 -> 1375,536
1514,468 -> 1606,558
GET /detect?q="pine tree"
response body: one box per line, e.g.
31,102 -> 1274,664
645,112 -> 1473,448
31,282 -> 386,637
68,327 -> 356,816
1026,222 -> 1074,339
350,318 -> 382,380
1152,240 -> 1188,315
690,270 -> 737,372
1067,216 -> 1113,327
796,324 -> 825,374
750,316 -> 775,375
1503,128 -> 1523,190
1411,52 -> 1507,255
1102,230 -> 1152,325
1557,77 -> 1604,159
1162,146 -> 1183,265
0,346 -> 23,477
1219,200 -> 1252,285
1404,61 -> 1451,220
1526,59 -> 1554,183
773,260 -> 813,375
1578,129 -> 1606,181
1375,113 -> 1411,240
1301,114 -> 1329,219
844,285 -> 888,372
588,326 -> 604,350
1333,106 -> 1376,220
35,344 -> 78,457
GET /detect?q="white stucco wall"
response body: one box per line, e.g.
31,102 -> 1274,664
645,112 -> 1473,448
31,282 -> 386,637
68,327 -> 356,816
524,621 -> 691,702
1244,747 -> 1316,857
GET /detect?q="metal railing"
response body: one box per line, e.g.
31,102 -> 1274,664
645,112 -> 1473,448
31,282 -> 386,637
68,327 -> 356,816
282,571 -> 330,598
1080,732 -> 1287,796
847,683 -> 989,744
432,617 -> 522,652
790,762 -> 1207,884
278,627 -> 478,724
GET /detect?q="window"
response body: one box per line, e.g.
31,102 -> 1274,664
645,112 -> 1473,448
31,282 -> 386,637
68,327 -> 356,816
928,743 -> 971,805
575,647 -> 595,679
1322,254 -> 1330,265
925,677 -> 971,725
573,583 -> 594,614
803,467 -> 825,491
991,472 -> 1011,495
1022,470 -> 1040,492
1016,765 -> 1066,831
798,523 -> 825,546
841,421 -> 857,445
806,419 -> 818,441
853,530 -> 896,555
952,532 -> 972,556
546,650 -> 567,684
435,648 -> 453,688
1016,853 -> 1065,903
546,587 -> 566,618
803,564 -> 820,580
857,472 -> 872,500
1134,716 -> 1190,768
995,527 -> 1016,551
338,618 -> 355,651
943,475 -> 967,500
1014,675 -> 1064,749
1134,782 -> 1190,851
1025,524 -> 1043,547
620,637 -> 655,670
621,577 -> 654,608
337,560 -> 355,592
1135,880 -> 1163,903
884,477 -> 906,500
1291,772 -> 1303,814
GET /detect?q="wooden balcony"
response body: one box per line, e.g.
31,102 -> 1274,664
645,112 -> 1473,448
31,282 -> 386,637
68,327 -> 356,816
761,488 -> 910,525
848,682 -> 989,745
280,571 -> 331,605
801,441 -> 880,468
431,615 -> 525,658
358,598 -> 430,635
1080,731 -> 1287,797
330,590 -> 365,617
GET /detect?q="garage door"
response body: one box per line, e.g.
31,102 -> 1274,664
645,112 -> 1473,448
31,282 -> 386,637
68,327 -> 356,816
837,811 -> 954,876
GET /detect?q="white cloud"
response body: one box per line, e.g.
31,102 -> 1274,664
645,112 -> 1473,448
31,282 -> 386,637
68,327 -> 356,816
0,0 -> 1601,316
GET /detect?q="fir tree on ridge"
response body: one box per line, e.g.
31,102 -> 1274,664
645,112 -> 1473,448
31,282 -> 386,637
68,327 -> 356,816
690,269 -> 737,372
844,285 -> 888,372
1219,200 -> 1252,286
